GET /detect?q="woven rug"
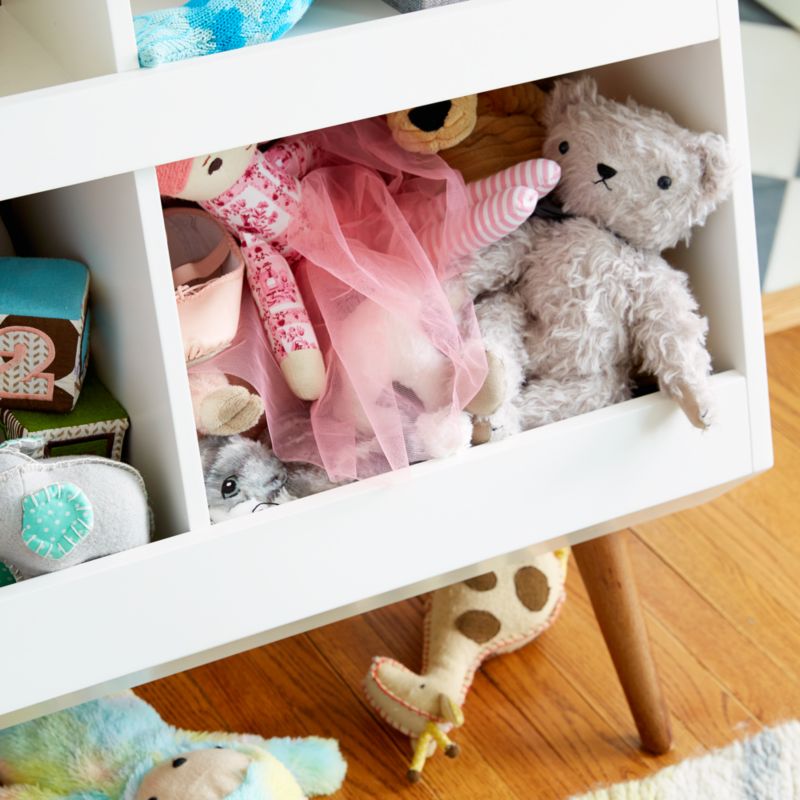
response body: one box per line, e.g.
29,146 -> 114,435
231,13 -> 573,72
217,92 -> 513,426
571,722 -> 800,799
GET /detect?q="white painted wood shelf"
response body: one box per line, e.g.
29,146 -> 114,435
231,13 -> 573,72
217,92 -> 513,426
0,0 -> 771,730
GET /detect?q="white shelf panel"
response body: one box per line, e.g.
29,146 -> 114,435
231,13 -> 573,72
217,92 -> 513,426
0,0 -> 719,201
0,370 -> 756,727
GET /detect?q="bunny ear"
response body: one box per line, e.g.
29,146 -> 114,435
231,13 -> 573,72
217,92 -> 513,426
545,75 -> 598,126
691,131 -> 734,225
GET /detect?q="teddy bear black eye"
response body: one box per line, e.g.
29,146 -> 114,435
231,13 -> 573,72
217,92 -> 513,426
657,175 -> 672,190
558,141 -> 570,155
221,476 -> 239,499
208,157 -> 223,175
172,758 -> 187,768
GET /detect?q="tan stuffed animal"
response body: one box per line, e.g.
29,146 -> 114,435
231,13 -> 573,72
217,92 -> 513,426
386,83 -> 549,182
364,549 -> 567,781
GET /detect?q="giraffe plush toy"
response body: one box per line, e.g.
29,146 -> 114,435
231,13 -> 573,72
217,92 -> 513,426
364,550 -> 568,781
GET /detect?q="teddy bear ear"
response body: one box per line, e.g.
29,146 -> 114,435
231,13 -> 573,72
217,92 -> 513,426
545,75 -> 598,126
690,131 -> 733,224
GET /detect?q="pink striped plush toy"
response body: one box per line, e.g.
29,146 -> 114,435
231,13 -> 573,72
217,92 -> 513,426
158,122 -> 559,477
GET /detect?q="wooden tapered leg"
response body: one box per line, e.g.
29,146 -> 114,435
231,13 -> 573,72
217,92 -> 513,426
572,531 -> 673,755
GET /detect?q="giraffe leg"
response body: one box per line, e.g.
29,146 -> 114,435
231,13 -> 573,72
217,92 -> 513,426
429,723 -> 460,759
407,729 -> 435,783
572,530 -> 673,755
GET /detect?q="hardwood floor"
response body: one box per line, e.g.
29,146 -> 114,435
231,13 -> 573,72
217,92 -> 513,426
137,327 -> 800,799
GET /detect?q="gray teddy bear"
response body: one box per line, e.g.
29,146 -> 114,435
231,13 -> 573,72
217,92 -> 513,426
464,76 -> 733,440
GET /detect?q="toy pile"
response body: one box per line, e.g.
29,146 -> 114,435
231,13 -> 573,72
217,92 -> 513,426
153,67 -> 732,782
0,235 -> 151,588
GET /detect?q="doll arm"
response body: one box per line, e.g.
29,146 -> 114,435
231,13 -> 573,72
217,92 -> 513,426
631,258 -> 714,429
265,138 -> 323,180
240,235 -> 325,401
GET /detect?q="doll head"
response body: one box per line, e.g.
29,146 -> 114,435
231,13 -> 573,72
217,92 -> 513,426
543,76 -> 732,252
157,145 -> 256,201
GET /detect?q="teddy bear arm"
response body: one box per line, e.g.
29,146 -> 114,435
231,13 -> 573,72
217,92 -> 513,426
630,261 -> 714,428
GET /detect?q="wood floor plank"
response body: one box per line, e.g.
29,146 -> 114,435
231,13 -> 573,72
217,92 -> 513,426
628,533 -> 800,724
542,556 -> 755,755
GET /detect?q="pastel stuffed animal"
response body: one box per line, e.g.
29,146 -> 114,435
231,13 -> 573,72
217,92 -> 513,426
465,76 -> 733,439
364,550 -> 567,781
0,438 -> 150,583
0,692 -> 347,800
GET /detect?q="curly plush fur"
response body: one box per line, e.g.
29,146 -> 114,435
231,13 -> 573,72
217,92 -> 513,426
466,75 -> 733,437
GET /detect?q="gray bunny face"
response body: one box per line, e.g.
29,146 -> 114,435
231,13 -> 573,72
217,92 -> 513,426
199,436 -> 289,523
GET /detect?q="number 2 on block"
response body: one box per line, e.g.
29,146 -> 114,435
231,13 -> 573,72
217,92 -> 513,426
0,326 -> 56,401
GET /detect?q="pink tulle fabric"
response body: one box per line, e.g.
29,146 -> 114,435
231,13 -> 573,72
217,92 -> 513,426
196,119 -> 487,481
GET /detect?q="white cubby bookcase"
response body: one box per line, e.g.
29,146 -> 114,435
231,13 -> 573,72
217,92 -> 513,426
0,0 -> 770,729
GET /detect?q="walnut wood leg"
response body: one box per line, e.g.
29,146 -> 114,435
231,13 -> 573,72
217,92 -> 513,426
572,531 -> 673,754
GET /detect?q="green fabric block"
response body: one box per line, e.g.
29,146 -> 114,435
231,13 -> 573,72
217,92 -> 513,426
0,561 -> 18,587
0,370 -> 129,461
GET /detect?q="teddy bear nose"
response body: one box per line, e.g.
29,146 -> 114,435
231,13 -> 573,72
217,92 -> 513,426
408,100 -> 453,132
597,163 -> 617,180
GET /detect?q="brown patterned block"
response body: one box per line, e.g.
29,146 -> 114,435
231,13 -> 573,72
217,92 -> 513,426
0,258 -> 90,412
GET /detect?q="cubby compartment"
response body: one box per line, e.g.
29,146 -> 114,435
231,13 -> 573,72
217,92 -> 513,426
0,0 -> 129,98
0,0 -> 770,738
6,171 -> 208,539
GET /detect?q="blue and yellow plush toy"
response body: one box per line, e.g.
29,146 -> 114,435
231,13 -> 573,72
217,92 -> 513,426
0,693 -> 346,800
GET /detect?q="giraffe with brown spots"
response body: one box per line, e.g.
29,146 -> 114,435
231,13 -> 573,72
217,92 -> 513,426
364,549 -> 568,781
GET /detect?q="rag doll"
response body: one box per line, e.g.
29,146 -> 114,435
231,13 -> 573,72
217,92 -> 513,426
159,123 -> 560,478
0,692 -> 346,799
465,76 -> 733,440
364,550 -> 567,781
135,0 -> 314,67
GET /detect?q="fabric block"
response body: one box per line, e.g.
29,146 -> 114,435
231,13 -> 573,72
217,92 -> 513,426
0,370 -> 129,460
0,258 -> 90,412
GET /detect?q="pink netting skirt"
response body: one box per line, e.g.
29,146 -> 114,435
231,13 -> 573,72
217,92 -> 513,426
197,118 -> 487,481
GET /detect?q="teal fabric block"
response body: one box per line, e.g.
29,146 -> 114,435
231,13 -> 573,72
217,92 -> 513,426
0,258 -> 89,321
0,257 -> 91,411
